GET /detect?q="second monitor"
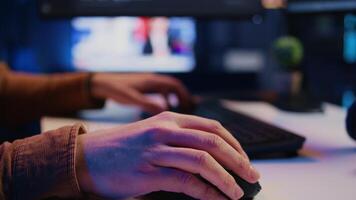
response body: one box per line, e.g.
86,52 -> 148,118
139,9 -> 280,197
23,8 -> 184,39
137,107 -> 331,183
71,17 -> 196,72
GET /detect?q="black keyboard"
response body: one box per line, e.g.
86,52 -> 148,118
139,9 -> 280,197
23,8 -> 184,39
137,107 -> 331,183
190,100 -> 306,159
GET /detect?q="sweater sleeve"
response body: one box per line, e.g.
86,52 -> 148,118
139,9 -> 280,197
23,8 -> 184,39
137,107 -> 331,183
0,124 -> 87,200
0,63 -> 104,127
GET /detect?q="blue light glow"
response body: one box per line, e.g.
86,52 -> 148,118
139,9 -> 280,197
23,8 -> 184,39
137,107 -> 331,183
344,14 -> 356,64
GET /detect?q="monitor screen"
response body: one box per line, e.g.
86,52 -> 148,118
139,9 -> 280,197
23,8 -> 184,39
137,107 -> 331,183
71,17 -> 196,72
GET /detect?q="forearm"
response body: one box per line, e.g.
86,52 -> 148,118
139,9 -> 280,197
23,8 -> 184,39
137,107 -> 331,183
0,65 -> 104,126
0,124 -> 86,200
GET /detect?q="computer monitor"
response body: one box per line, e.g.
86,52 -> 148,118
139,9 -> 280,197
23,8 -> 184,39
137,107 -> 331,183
71,17 -> 196,72
39,0 -> 263,17
288,0 -> 356,14
33,0 -> 266,92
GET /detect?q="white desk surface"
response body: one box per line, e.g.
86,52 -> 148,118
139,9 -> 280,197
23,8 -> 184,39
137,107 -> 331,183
42,100 -> 356,200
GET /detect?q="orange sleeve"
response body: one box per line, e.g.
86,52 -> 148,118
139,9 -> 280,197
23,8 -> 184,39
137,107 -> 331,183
0,63 -> 104,127
0,124 -> 86,200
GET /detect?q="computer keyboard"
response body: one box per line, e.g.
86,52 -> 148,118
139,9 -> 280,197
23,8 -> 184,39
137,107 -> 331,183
188,100 -> 306,159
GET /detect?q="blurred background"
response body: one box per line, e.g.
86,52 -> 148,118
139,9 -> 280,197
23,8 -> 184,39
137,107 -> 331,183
1,0 -> 356,107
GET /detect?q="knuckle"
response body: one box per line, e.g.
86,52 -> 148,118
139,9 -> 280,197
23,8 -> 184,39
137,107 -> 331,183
147,125 -> 171,140
204,135 -> 224,149
236,157 -> 249,172
202,186 -> 218,200
147,154 -> 162,165
144,145 -> 163,161
177,173 -> 195,186
194,152 -> 210,166
142,151 -> 154,163
210,120 -> 223,131
235,140 -> 243,148
137,162 -> 156,173
157,111 -> 176,120
222,174 -> 236,189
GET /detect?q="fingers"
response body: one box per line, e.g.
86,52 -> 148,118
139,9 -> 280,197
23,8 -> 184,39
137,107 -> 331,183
153,168 -> 231,200
149,76 -> 194,111
154,128 -> 259,183
147,146 -> 244,200
111,88 -> 164,114
175,113 -> 250,160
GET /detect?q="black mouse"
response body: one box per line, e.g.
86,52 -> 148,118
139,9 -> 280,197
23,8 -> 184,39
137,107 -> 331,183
143,171 -> 261,200
346,101 -> 356,141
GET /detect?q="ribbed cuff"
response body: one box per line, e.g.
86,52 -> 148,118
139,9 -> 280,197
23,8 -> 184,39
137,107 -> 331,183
12,124 -> 87,200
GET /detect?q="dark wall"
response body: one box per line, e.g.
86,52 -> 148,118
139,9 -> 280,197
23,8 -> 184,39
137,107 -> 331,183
0,0 -> 72,72
288,13 -> 356,104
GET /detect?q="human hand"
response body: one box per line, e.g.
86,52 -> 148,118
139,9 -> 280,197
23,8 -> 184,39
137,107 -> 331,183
90,73 -> 194,114
76,112 -> 260,200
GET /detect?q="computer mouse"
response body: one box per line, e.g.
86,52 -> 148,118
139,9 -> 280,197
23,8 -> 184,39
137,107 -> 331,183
232,173 -> 261,199
346,101 -> 356,141
143,171 -> 261,200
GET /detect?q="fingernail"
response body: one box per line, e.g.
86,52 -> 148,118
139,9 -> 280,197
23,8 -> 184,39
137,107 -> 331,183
234,187 -> 244,200
249,165 -> 260,180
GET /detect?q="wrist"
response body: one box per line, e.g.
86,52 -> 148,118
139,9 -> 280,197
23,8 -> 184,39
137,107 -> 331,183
87,73 -> 107,105
89,73 -> 106,99
75,134 -> 93,195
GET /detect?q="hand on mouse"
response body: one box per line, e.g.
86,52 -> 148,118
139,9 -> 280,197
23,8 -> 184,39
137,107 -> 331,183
76,112 -> 260,200
90,73 -> 195,114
